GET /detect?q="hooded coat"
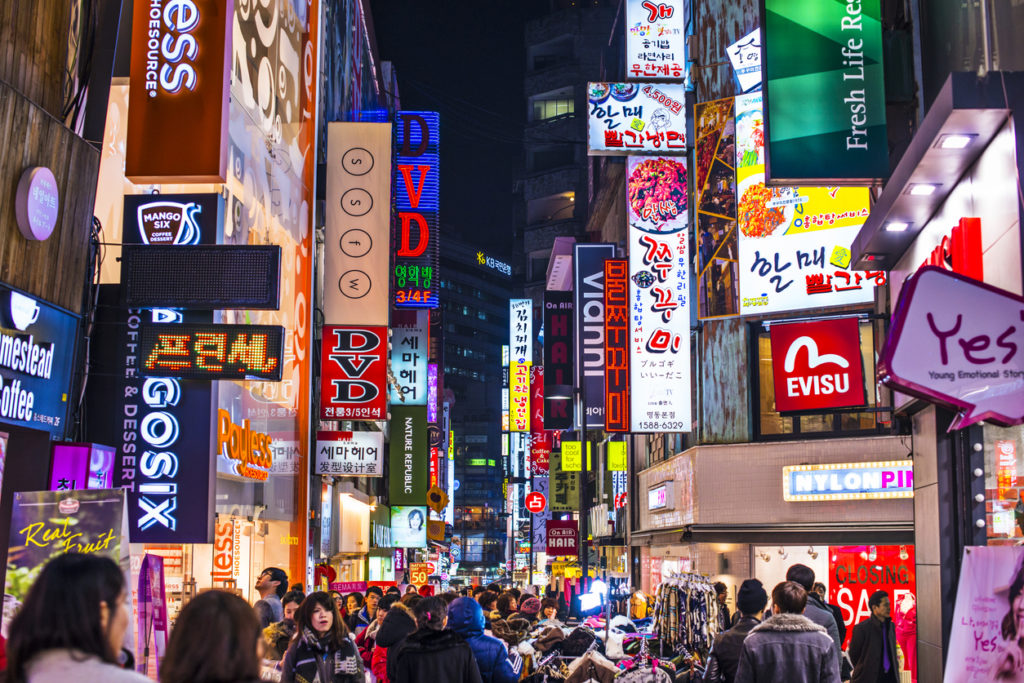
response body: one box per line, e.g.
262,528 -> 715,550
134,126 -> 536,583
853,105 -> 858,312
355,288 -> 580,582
448,597 -> 521,683
392,628 -> 482,683
372,605 -> 417,683
733,613 -> 840,683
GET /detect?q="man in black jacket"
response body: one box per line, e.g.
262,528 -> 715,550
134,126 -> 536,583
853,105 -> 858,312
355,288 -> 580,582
848,591 -> 900,683
814,581 -> 847,644
703,579 -> 768,683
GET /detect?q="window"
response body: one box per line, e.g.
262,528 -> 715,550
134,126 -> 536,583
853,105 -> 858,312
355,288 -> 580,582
752,318 -> 889,440
529,87 -> 575,122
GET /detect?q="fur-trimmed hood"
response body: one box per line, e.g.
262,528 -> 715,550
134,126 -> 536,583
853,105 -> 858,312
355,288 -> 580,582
750,613 -> 827,634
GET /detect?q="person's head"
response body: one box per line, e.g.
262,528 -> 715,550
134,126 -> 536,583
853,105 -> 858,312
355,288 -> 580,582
295,592 -> 349,645
440,592 -> 459,606
159,589 -> 261,683
386,585 -> 402,597
869,590 -> 891,621
785,564 -> 815,593
290,583 -> 304,593
366,585 -> 383,611
771,581 -> 808,615
282,590 -> 304,623
812,582 -> 827,599
472,586 -> 486,598
736,579 -> 768,617
496,592 -> 517,616
714,581 -> 728,604
256,567 -> 288,599
408,509 -> 425,530
509,587 -> 521,601
346,592 -> 364,615
415,596 -> 447,631
378,594 -> 399,623
328,590 -> 344,612
406,584 -> 418,594
478,590 -> 498,611
8,553 -> 128,681
486,582 -> 501,593
1003,563 -> 1024,640
518,596 -> 542,619
541,598 -> 559,621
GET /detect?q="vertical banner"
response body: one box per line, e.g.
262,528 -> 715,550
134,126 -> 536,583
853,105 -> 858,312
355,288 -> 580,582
550,450 -> 580,512
320,326 -> 388,420
695,99 -> 740,319
734,93 -> 882,315
543,292 -> 574,430
608,441 -> 628,471
625,0 -> 689,82
604,259 -> 630,432
388,406 -> 428,505
510,362 -> 531,432
393,112 -> 440,308
389,311 -> 428,405
126,0 -> 232,183
627,157 -> 692,432
529,366 -> 551,474
945,546 -> 1024,682
427,364 -> 439,423
509,299 -> 533,363
325,122 -> 392,325
762,0 -> 887,183
531,476 -> 552,552
136,553 -> 168,676
574,244 -> 616,430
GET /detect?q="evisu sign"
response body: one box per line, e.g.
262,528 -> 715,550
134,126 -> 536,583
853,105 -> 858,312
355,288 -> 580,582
769,318 -> 865,412
321,326 -> 387,420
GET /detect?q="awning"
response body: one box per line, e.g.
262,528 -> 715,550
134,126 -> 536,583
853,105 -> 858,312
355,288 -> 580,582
630,521 -> 913,546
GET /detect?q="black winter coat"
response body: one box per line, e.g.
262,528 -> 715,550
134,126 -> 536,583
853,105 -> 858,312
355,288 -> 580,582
374,606 -> 417,683
392,628 -> 483,683
703,616 -> 760,683
848,617 -> 899,683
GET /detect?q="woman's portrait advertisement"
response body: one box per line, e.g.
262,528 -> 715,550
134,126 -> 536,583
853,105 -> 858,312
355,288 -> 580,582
390,506 -> 427,548
946,546 -> 1024,682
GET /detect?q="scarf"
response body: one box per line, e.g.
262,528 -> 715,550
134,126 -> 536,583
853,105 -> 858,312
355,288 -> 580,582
292,627 -> 361,683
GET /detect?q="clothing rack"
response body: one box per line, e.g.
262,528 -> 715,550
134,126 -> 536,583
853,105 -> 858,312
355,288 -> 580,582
651,573 -> 719,655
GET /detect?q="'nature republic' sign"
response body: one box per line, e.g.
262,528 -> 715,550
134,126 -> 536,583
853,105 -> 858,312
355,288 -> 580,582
762,0 -> 887,182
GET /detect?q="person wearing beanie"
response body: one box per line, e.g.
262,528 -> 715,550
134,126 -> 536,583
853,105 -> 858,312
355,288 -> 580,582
514,596 -> 542,624
703,579 -> 768,683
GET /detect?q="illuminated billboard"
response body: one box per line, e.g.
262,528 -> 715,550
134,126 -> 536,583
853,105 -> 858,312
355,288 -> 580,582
588,83 -> 687,155
393,112 -> 440,308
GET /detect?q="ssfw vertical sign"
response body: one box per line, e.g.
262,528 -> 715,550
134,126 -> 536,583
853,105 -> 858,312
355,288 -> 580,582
762,0 -> 887,182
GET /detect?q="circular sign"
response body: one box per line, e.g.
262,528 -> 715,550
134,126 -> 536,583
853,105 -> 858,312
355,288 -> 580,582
341,147 -> 374,175
426,562 -> 437,575
525,491 -> 547,514
338,270 -> 371,299
339,229 -> 372,257
340,188 -> 372,216
15,167 -> 59,241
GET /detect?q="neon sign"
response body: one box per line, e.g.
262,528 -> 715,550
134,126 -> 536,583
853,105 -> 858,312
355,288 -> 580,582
140,324 -> 284,381
393,112 -> 440,308
216,410 -> 272,481
146,0 -> 202,96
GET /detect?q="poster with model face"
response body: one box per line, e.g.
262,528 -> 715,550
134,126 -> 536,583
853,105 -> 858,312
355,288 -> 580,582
945,546 -> 1024,683
390,506 -> 427,548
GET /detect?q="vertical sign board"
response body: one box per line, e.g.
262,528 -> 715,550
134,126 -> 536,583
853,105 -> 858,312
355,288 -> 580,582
543,292 -> 574,431
389,406 -> 428,506
320,326 -> 388,420
126,0 -> 232,183
509,362 -> 531,433
587,84 -> 688,155
509,299 -> 533,364
549,450 -> 580,512
574,244 -> 616,430
625,0 -> 688,82
389,310 -> 428,405
531,476 -> 552,552
325,123 -> 392,325
393,112 -> 440,308
762,0 -> 888,183
604,259 -> 630,432
627,157 -> 692,432
734,93 -> 883,315
529,366 -> 551,474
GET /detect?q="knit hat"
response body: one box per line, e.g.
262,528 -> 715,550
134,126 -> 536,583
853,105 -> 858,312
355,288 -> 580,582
736,578 -> 768,615
518,596 -> 542,615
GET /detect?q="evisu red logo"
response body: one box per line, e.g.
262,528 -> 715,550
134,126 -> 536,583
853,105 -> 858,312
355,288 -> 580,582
769,318 -> 866,412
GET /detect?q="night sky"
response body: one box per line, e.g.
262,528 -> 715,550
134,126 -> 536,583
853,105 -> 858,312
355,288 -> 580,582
369,0 -> 537,257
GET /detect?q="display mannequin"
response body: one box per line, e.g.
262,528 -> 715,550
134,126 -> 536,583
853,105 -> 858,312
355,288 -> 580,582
893,592 -> 917,683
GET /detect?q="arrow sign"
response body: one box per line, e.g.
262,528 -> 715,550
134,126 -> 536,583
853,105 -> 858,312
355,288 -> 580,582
525,491 -> 547,514
880,266 -> 1024,430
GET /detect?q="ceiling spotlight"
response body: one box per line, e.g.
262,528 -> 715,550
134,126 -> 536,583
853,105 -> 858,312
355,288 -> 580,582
884,221 -> 910,233
938,134 -> 976,149
807,546 -> 818,560
907,183 -> 939,196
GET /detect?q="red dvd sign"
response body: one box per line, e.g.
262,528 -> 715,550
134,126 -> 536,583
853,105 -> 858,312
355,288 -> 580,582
769,318 -> 865,413
321,326 -> 388,420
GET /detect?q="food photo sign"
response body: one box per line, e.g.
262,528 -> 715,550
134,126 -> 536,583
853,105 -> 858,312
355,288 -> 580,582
880,267 -> 1024,430
588,83 -> 687,155
734,92 -> 884,315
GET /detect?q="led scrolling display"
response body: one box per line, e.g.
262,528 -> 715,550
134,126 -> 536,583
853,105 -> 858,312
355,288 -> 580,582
140,324 -> 284,381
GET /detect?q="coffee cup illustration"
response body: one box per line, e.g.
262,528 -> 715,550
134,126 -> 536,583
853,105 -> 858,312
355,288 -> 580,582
9,291 -> 40,331
136,201 -> 202,245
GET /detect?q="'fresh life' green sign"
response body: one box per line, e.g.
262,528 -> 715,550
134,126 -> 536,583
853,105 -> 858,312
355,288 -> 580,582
762,0 -> 887,182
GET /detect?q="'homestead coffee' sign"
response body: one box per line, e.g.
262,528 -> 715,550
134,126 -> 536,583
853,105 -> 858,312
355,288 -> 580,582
880,266 -> 1024,429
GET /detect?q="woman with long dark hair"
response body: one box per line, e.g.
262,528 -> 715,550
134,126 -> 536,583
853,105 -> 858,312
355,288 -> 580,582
159,589 -> 262,683
6,553 -> 150,683
281,591 -> 363,683
392,596 -> 481,683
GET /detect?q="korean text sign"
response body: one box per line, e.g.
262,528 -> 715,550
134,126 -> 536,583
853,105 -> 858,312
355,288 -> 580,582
627,156 -> 692,432
625,0 -> 688,83
529,365 -> 551,471
734,92 -> 884,315
393,112 -> 439,308
315,431 -> 384,476
546,520 -> 579,557
388,406 -> 428,505
543,292 -> 574,431
325,122 -> 392,325
575,244 -> 616,430
588,83 -> 687,155
769,317 -> 866,412
880,266 -> 1024,429
389,310 -> 428,405
727,28 -> 761,93
762,0 -> 888,182
509,299 -> 532,363
126,0 -> 231,183
604,259 -> 630,432
320,326 -> 388,420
